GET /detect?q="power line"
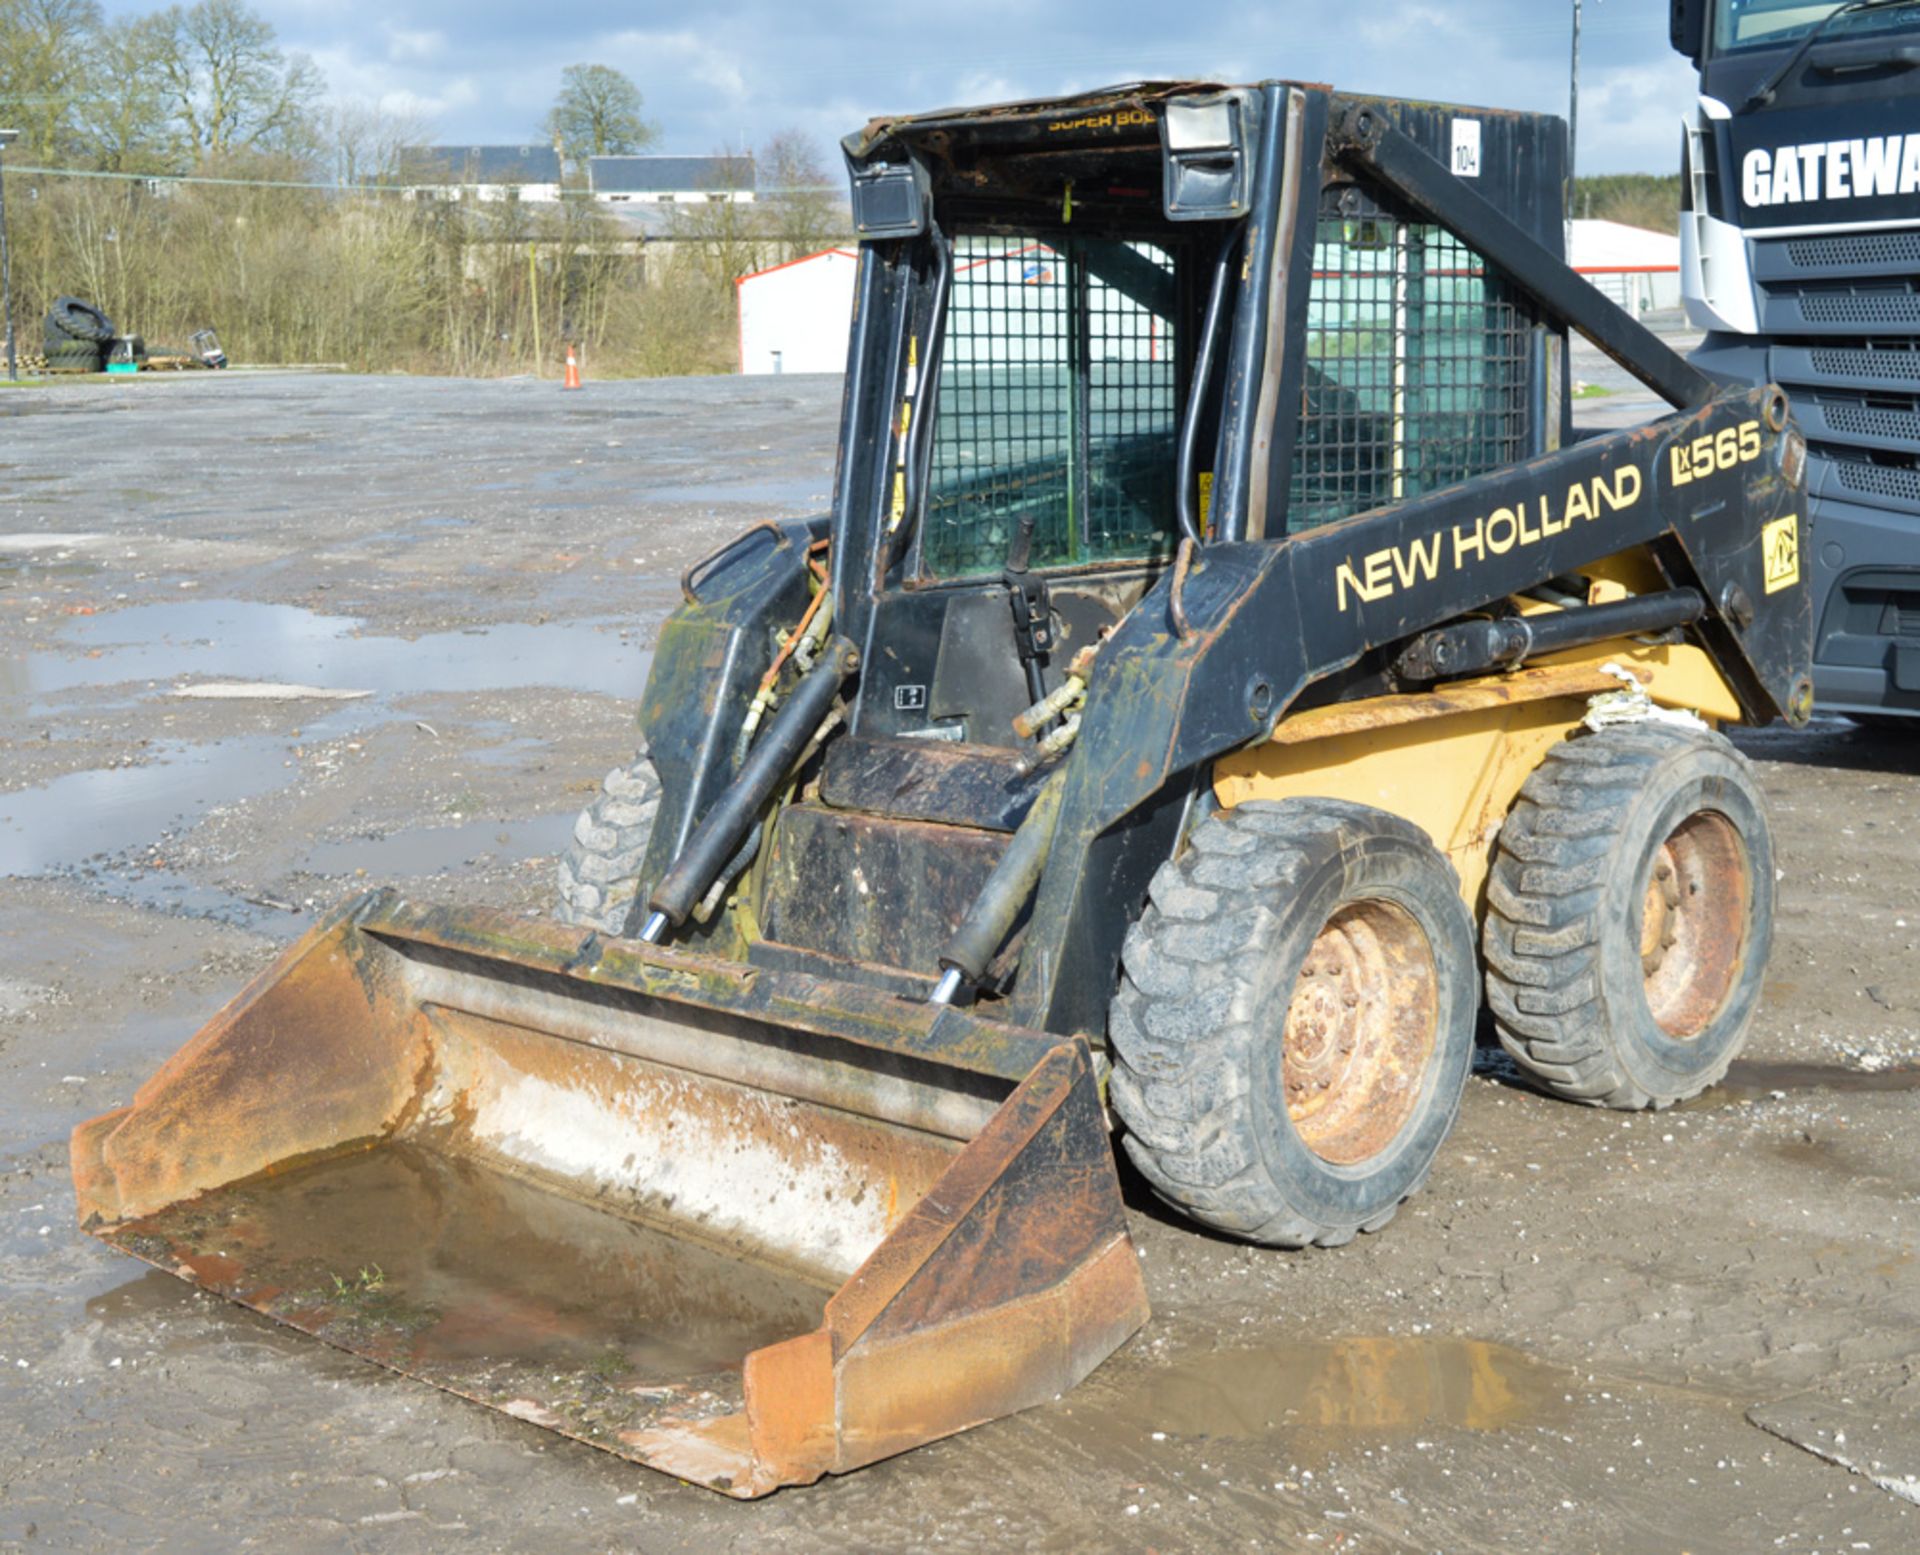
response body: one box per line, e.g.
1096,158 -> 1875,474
2,160 -> 846,198
3,160 -> 410,192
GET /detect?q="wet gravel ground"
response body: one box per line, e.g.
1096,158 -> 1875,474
3,369 -> 1919,1554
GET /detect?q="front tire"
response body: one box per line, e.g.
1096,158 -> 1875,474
1108,799 -> 1478,1249
1483,723 -> 1774,1110
555,745 -> 660,937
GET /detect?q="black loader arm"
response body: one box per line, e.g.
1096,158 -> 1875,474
636,516 -> 826,913
1011,387 -> 1812,1034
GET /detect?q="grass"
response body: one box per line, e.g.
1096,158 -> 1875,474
330,1264 -> 387,1297
1572,382 -> 1616,400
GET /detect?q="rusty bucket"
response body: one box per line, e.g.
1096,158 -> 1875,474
70,892 -> 1148,1497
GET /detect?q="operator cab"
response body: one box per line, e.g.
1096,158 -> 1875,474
832,83 -> 1565,765
846,97 -> 1212,752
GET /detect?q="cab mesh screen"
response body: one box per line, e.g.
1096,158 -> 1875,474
923,236 -> 1180,577
1288,215 -> 1533,532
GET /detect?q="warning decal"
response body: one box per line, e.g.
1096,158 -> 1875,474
1763,514 -> 1801,594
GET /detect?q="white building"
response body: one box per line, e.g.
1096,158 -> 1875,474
589,155 -> 755,204
399,145 -> 563,203
1570,219 -> 1682,315
736,247 -> 859,375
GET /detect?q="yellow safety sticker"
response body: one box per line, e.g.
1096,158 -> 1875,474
1763,514 -> 1801,594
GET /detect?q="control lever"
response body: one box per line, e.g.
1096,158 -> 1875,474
1003,514 -> 1054,711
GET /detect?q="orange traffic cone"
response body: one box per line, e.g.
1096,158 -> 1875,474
563,344 -> 581,390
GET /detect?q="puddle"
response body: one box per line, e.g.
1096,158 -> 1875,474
1082,1337 -> 1572,1445
304,812 -> 574,879
0,734 -> 310,876
72,864 -> 315,937
12,598 -> 655,703
3,772 -> 573,923
86,1268 -> 210,1325
0,600 -> 654,892
1690,1059 -> 1920,1108
100,1143 -> 831,1441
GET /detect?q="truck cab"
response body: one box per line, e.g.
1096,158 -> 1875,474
1674,0 -> 1920,718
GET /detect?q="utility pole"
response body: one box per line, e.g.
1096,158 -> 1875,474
0,130 -> 17,383
1569,0 -> 1584,189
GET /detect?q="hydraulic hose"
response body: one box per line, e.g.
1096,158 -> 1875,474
887,223 -> 952,574
1175,223 -> 1244,547
640,638 -> 858,941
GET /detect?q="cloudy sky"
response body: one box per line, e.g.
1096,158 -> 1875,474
106,0 -> 1697,175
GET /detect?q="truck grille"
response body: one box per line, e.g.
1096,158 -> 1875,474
1784,232 -> 1920,271
1755,231 -> 1920,519
1805,343 -> 1920,387
1793,289 -> 1920,329
1827,455 -> 1920,509
1811,397 -> 1920,449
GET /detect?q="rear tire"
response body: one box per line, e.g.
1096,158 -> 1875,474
45,296 -> 115,344
555,744 -> 660,937
42,339 -> 102,372
1109,799 -> 1478,1249
1483,724 -> 1773,1110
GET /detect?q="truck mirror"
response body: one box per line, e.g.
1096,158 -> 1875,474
1161,91 -> 1256,221
1670,0 -> 1708,64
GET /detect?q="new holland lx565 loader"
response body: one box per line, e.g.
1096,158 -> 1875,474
72,80 -> 1813,1496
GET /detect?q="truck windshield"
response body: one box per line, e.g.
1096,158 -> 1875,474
1713,0 -> 1919,54
921,233 -> 1182,579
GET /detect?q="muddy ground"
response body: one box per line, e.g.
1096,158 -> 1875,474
2,365 -> 1918,1555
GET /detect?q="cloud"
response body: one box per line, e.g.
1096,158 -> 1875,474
384,27 -> 445,64
100,0 -> 1694,173
1356,3 -> 1475,48
600,28 -> 750,103
1575,53 -> 1699,173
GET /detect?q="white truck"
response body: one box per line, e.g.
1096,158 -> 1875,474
1673,0 -> 1920,721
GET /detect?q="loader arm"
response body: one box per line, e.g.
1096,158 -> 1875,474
1013,388 -> 1812,1033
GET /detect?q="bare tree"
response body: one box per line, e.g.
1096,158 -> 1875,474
73,13 -> 182,173
757,128 -> 847,258
0,0 -> 103,162
668,150 -> 773,289
544,63 -> 655,160
326,98 -> 431,187
158,0 -> 323,164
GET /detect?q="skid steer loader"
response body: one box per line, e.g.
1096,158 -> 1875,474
72,80 -> 1813,1497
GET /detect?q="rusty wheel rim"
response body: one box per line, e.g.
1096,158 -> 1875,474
1640,810 -> 1747,1040
1281,900 -> 1439,1167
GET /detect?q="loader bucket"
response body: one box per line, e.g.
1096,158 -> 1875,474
70,893 -> 1148,1497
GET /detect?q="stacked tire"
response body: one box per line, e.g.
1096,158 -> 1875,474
42,296 -> 115,373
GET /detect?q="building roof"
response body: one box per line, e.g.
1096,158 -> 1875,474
737,247 -> 860,286
588,154 -> 755,194
403,145 -> 562,185
1569,219 -> 1680,272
